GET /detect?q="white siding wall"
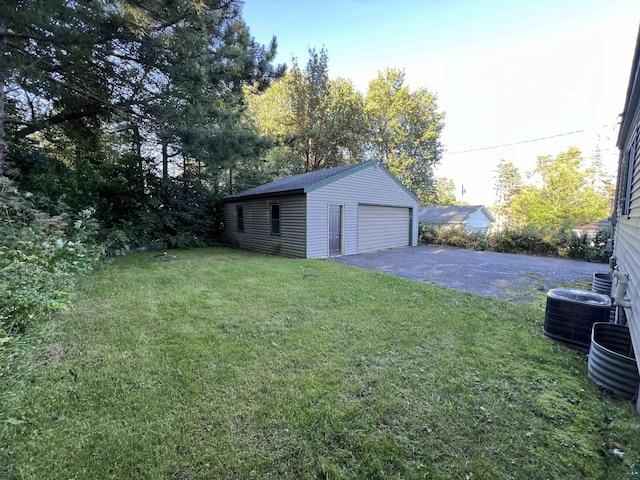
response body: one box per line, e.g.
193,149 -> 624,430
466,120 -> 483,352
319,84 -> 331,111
466,210 -> 493,233
614,97 -> 640,390
306,164 -> 419,258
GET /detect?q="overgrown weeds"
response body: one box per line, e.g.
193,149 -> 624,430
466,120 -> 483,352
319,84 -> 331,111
0,177 -> 102,340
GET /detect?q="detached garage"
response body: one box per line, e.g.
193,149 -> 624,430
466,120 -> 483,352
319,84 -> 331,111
223,160 -> 419,258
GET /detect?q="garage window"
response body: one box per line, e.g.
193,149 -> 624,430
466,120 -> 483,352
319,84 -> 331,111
236,206 -> 244,232
270,204 -> 280,235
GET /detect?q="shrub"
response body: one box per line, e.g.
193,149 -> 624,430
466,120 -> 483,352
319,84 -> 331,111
470,231 -> 488,251
419,223 -> 489,250
568,227 -> 611,263
0,177 -> 102,336
590,226 -> 612,263
568,233 -> 588,259
419,224 -> 438,244
420,223 -> 611,263
485,229 -> 518,253
436,225 -> 474,249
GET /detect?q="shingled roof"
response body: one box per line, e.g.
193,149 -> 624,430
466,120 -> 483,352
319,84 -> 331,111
418,205 -> 495,223
223,160 -> 375,201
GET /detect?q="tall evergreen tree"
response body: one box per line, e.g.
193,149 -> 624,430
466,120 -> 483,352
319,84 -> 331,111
1,0 -> 284,245
492,159 -> 523,229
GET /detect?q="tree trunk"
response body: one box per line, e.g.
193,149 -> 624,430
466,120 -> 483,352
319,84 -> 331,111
0,18 -> 6,177
228,166 -> 233,194
305,138 -> 312,172
213,166 -> 219,197
133,125 -> 143,174
161,139 -> 170,204
162,139 -> 169,181
75,140 -> 82,169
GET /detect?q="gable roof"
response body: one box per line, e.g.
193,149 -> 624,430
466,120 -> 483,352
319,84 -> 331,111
223,161 -> 373,201
418,205 -> 495,223
223,160 -> 418,202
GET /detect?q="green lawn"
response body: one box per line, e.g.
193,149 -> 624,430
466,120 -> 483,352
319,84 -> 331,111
1,248 -> 639,479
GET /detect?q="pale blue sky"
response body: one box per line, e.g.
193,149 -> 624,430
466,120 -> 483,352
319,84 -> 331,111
243,1 -> 640,205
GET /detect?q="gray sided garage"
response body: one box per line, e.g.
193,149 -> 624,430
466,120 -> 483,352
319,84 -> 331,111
223,160 -> 419,258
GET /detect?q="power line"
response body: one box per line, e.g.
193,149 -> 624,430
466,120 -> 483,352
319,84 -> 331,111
444,126 -> 613,155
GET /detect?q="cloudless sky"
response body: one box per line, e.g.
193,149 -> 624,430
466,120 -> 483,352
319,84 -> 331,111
242,0 -> 640,205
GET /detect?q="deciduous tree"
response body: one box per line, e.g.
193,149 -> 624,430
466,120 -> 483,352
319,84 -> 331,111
364,68 -> 444,200
246,48 -> 368,174
510,147 -> 610,230
423,177 -> 459,205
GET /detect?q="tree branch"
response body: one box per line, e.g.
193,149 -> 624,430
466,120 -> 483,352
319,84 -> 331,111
13,104 -> 107,138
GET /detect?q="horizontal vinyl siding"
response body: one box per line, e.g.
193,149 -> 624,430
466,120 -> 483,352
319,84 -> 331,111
613,221 -> 640,381
466,211 -> 492,233
223,195 -> 306,258
306,164 -> 418,258
614,98 -> 640,385
357,205 -> 409,253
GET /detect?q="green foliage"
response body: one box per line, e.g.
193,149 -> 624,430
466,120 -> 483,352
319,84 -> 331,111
418,223 -> 439,244
487,227 -> 561,257
434,225 -> 474,248
246,48 -> 368,174
568,227 -> 612,263
419,222 -> 610,262
245,59 -> 446,201
0,178 -> 101,334
510,148 -> 611,230
3,0 -> 284,252
422,177 -> 460,205
365,68 -> 445,200
492,159 -> 523,229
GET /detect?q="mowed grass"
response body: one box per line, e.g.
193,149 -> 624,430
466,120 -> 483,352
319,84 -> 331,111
2,248 -> 640,479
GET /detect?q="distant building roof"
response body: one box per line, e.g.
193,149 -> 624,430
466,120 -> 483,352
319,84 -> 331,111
572,219 -> 611,232
418,205 -> 495,224
223,161 -> 375,202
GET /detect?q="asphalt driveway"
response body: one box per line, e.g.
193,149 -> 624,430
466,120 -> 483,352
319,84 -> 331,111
333,245 -> 608,300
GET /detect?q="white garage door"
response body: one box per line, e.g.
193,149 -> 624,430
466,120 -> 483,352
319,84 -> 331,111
357,205 -> 410,253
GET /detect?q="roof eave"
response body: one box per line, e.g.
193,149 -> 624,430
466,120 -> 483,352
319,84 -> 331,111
617,24 -> 640,149
479,206 -> 496,222
222,188 -> 305,203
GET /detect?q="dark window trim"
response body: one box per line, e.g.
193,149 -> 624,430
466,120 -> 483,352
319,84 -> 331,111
270,203 -> 280,235
623,124 -> 639,217
236,205 -> 244,232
